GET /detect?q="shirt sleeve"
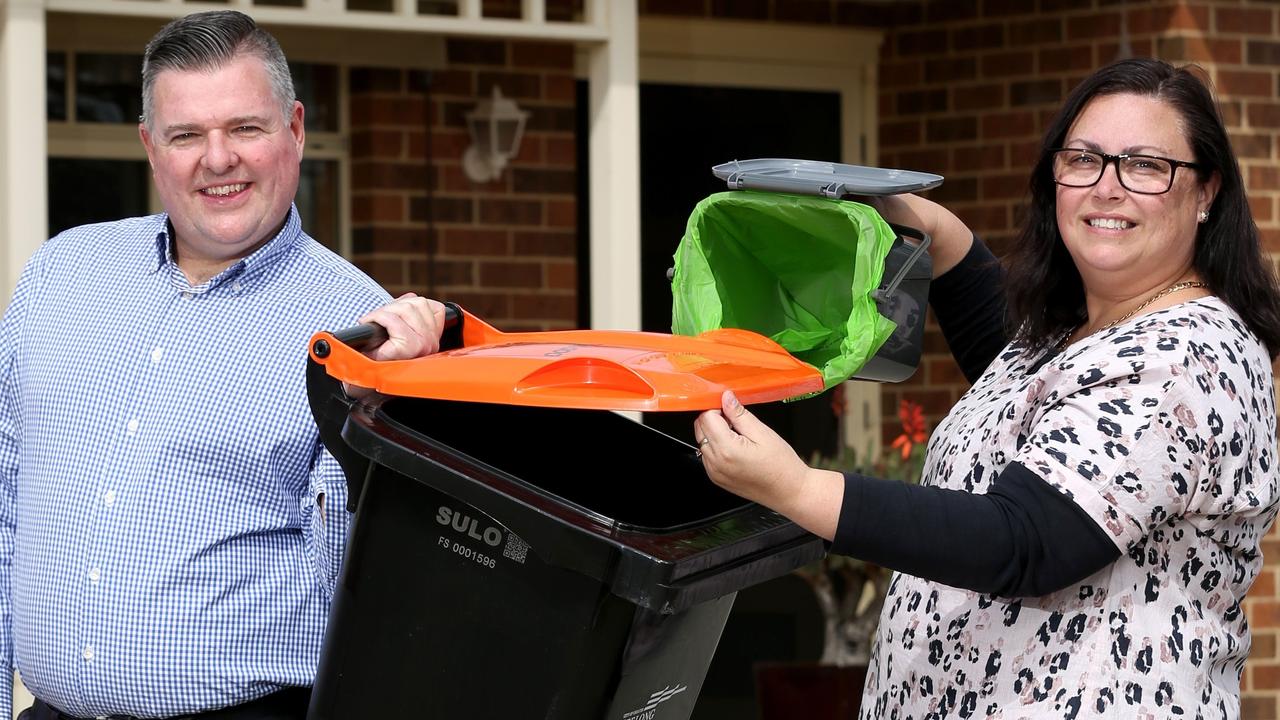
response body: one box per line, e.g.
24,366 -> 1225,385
930,237 -> 1009,383
831,461 -> 1119,597
301,444 -> 352,599
0,250 -> 44,716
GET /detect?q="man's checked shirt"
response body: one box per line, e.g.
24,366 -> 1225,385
0,208 -> 388,717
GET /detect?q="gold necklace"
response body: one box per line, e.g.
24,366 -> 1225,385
1101,280 -> 1208,331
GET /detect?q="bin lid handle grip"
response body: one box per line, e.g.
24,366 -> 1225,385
874,223 -> 931,304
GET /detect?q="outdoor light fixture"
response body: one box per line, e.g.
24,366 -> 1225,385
462,86 -> 530,183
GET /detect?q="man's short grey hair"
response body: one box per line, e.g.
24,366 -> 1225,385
140,10 -> 295,130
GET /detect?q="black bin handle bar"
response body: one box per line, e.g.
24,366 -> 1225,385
874,223 -> 932,304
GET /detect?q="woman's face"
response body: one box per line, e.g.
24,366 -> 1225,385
1055,93 -> 1219,293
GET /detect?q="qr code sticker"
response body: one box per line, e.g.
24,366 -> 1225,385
503,533 -> 529,564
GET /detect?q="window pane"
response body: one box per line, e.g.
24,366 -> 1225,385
291,63 -> 340,133
348,0 -> 395,10
253,0 -> 303,6
76,53 -> 143,124
48,52 -> 68,121
297,159 -> 341,251
48,158 -> 151,236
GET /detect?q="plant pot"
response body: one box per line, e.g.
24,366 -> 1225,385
753,661 -> 868,719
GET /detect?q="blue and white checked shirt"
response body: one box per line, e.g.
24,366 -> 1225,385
0,208 -> 390,717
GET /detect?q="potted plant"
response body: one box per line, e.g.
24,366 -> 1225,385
754,398 -> 928,719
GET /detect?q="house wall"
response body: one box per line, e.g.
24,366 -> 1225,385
349,37 -> 580,331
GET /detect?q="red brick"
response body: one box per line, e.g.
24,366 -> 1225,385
1254,664 -> 1280,690
1221,101 -> 1244,130
479,260 -> 543,288
479,198 -> 544,226
893,149 -> 948,174
775,0 -> 833,24
513,230 -> 576,256
477,72 -> 541,101
708,0 -> 768,20
511,167 -> 575,195
1216,70 -> 1272,97
1263,228 -> 1280,253
352,194 -> 405,224
926,357 -> 967,386
1241,695 -> 1277,720
881,119 -> 923,148
511,41 -> 573,70
446,38 -> 507,66
953,83 -> 1006,112
1250,195 -> 1275,224
355,257 -> 406,286
1040,46 -> 1096,74
416,69 -> 472,97
546,199 -> 576,229
981,51 -> 1036,79
546,260 -> 577,290
544,74 -> 575,103
952,23 -> 1004,52
1067,12 -> 1121,41
544,136 -> 575,167
895,29 -> 949,58
510,292 -> 577,322
881,60 -> 923,88
352,227 -> 428,254
409,258 -> 474,287
925,57 -> 976,84
981,173 -> 1029,201
954,145 -> 1007,171
440,228 -> 510,256
927,116 -> 978,143
409,196 -> 474,224
351,129 -> 403,159
1127,4 -> 1208,34
1257,633 -> 1279,660
929,176 -> 978,204
446,291 -> 511,319
956,204 -> 1011,233
1008,18 -> 1063,48
1217,6 -> 1274,35
1251,166 -> 1280,192
982,111 -> 1036,140
1157,36 -> 1242,65
897,88 -> 949,115
352,161 -> 428,191
511,135 -> 543,164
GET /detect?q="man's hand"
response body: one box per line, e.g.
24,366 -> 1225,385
343,293 -> 447,397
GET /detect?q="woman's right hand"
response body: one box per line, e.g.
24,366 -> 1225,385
865,193 -> 974,277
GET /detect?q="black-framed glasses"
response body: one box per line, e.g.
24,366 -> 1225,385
1049,147 -> 1202,195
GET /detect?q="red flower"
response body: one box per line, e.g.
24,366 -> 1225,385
889,399 -> 927,461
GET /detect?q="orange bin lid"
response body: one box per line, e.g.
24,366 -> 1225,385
310,307 -> 823,412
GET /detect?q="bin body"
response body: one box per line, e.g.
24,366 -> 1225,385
307,397 -> 824,719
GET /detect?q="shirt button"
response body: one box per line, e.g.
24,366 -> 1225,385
88,567 -> 101,583
181,291 -> 192,300
150,347 -> 164,364
126,419 -> 139,435
82,646 -> 94,661
233,282 -> 242,293
102,491 -> 116,507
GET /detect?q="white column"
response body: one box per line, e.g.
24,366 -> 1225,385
585,0 -> 638,330
0,0 -> 46,304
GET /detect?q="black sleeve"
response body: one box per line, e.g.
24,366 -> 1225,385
829,462 -> 1121,597
930,237 -> 1009,383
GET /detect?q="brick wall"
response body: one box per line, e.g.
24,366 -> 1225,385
639,0 -> 1280,717
349,37 -> 579,331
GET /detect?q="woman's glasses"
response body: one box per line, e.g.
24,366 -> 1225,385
1049,148 -> 1202,195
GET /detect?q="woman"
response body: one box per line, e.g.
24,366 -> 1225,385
695,58 -> 1280,718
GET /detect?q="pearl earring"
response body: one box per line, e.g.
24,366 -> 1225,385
1197,211 -> 1209,223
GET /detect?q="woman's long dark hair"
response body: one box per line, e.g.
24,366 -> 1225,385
1005,57 -> 1280,358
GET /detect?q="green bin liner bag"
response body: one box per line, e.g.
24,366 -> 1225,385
670,191 -> 897,392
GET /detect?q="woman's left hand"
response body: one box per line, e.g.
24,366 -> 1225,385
695,390 -> 844,540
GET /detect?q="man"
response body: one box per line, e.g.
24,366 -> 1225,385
2,10 -> 442,719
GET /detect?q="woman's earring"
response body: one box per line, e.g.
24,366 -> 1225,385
1197,210 -> 1209,224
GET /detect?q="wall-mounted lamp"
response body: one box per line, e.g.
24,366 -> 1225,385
462,86 -> 530,183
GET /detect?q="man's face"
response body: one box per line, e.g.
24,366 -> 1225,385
139,54 -> 304,274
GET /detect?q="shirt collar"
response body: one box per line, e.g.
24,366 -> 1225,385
151,205 -> 303,290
